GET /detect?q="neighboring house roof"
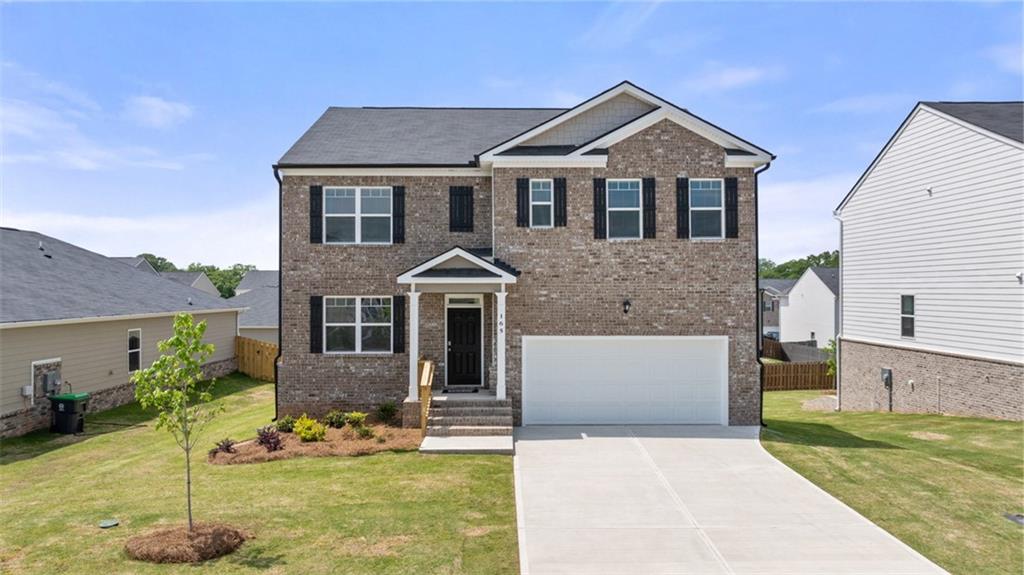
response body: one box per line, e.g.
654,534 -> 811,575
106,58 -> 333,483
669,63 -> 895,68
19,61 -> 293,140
160,271 -> 205,287
112,256 -> 159,275
808,267 -> 839,296
228,285 -> 278,328
278,108 -> 564,166
759,279 -> 797,296
922,102 -> 1023,143
0,228 -> 241,325
236,270 -> 279,292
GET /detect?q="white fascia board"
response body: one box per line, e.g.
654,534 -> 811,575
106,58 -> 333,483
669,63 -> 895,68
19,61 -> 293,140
0,308 -> 247,330
278,167 -> 489,178
487,156 -> 607,169
397,247 -> 517,284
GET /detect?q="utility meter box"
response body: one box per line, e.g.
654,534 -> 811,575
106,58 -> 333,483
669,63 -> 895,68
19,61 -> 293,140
881,368 -> 893,389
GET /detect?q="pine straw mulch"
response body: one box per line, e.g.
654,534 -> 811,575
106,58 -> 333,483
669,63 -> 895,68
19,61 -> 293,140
124,523 -> 248,564
208,425 -> 422,465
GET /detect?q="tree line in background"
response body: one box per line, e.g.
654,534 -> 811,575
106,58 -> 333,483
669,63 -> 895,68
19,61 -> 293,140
759,250 -> 839,280
138,253 -> 255,298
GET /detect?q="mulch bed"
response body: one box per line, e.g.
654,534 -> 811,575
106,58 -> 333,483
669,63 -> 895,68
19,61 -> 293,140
208,425 -> 422,465
124,523 -> 247,563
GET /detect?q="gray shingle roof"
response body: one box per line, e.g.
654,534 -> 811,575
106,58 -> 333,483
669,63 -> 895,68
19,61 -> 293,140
923,102 -> 1023,143
809,267 -> 839,296
236,270 -> 279,291
228,286 -> 277,328
759,278 -> 797,295
278,107 -> 565,166
0,228 -> 240,324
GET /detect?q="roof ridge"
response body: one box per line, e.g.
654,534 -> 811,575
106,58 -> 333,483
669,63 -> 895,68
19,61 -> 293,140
329,106 -> 569,111
922,100 -> 1024,105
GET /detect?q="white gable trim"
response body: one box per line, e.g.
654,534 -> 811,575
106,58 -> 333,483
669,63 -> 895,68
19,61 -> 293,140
397,247 -> 517,284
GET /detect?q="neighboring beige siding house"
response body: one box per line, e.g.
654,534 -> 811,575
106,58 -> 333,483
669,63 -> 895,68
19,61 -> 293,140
160,271 -> 221,297
835,101 -> 1024,420
229,270 -> 279,344
0,228 -> 243,437
759,279 -> 796,339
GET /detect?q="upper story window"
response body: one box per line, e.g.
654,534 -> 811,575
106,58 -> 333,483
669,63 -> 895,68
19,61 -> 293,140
762,298 -> 774,312
128,329 -> 141,372
324,187 -> 392,244
607,179 -> 642,239
324,296 -> 393,353
900,295 -> 915,338
530,179 -> 554,228
689,179 -> 724,239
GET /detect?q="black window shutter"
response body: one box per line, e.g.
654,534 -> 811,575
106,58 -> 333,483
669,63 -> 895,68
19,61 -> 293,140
309,296 -> 323,354
593,178 -> 607,239
516,178 -> 529,227
392,295 -> 405,353
449,186 -> 474,232
392,186 -> 406,243
676,177 -> 690,239
554,177 -> 567,227
725,177 -> 739,238
309,185 -> 323,244
642,177 -> 656,239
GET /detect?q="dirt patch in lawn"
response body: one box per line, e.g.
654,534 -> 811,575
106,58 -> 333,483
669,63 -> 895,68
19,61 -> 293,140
124,523 -> 247,564
801,394 -> 837,412
909,431 -> 951,441
462,526 -> 497,537
333,535 -> 413,557
208,425 -> 421,464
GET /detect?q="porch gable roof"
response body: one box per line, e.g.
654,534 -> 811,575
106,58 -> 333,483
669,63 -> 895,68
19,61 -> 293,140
397,247 -> 519,285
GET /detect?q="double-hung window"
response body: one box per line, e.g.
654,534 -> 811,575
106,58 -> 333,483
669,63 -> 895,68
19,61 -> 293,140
689,179 -> 724,239
529,179 -> 554,228
900,295 -> 915,338
128,329 -> 141,372
607,179 -> 642,239
324,296 -> 393,353
324,187 -> 392,244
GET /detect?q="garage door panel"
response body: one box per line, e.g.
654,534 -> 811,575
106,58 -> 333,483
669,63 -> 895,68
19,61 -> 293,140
522,337 -> 727,425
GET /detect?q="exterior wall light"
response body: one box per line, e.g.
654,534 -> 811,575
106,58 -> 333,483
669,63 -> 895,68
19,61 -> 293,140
623,299 -> 632,314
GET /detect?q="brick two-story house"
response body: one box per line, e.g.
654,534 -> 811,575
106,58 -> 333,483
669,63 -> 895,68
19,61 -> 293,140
274,82 -> 774,430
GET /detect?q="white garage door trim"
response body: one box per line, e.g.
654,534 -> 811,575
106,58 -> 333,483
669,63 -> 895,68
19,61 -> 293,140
521,335 -> 730,426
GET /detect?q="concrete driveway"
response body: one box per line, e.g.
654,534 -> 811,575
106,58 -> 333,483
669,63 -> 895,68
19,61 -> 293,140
514,426 -> 946,575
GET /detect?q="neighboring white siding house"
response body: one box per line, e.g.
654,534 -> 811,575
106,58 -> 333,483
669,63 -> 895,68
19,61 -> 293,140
779,268 -> 838,347
836,101 -> 1024,420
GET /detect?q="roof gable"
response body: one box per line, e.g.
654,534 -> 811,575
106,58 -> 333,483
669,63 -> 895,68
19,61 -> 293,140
397,247 -> 518,284
923,102 -> 1023,144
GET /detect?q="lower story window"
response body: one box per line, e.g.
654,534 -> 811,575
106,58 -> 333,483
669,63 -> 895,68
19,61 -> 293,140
128,329 -> 141,372
900,295 -> 915,338
325,296 -> 393,353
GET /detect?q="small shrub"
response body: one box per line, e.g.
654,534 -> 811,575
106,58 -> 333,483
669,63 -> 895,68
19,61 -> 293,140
294,414 -> 326,442
276,414 -> 296,433
375,402 -> 399,426
344,411 -> 368,428
209,438 -> 236,457
323,410 -> 347,429
256,425 -> 283,452
375,435 -> 387,444
356,425 -> 375,440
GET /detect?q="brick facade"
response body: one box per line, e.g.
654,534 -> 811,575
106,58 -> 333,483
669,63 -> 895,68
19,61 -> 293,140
279,119 -> 761,425
839,339 -> 1023,420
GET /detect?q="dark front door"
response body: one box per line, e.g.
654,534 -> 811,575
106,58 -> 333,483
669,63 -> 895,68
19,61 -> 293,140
447,308 -> 481,386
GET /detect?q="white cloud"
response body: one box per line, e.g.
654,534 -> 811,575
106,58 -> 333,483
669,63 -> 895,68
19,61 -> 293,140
576,1 -> 661,50
2,61 -> 101,113
811,93 -> 912,114
684,64 -> 783,93
123,95 -> 193,129
546,89 -> 585,108
2,198 -> 279,269
758,173 -> 857,262
986,42 -> 1024,75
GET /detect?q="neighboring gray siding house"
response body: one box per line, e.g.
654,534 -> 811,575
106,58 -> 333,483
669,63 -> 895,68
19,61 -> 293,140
229,270 -> 279,344
759,278 -> 796,339
112,256 -> 159,275
0,228 -> 243,437
835,101 -> 1024,420
275,81 -> 774,431
160,271 -> 221,297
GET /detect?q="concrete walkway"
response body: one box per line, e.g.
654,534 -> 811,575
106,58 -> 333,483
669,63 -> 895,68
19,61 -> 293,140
514,425 -> 946,575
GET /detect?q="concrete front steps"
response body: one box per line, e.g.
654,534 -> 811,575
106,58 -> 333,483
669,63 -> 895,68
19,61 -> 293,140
419,396 -> 514,454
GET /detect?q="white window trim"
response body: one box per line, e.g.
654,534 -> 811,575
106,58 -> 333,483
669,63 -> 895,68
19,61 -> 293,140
606,178 -> 643,241
323,186 -> 393,245
323,296 -> 394,354
529,179 -> 554,229
900,294 -> 915,340
689,178 -> 725,240
444,294 -> 485,387
128,328 -> 142,373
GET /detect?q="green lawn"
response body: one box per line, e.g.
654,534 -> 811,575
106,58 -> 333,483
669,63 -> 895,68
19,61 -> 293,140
0,374 -> 518,575
761,391 -> 1023,575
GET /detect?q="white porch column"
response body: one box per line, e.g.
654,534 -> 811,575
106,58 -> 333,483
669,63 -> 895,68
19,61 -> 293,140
496,289 -> 507,400
408,289 -> 421,400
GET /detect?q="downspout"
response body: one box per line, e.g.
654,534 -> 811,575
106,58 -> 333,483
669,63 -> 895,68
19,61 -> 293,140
754,160 -> 772,427
272,165 -> 283,422
832,210 -> 844,412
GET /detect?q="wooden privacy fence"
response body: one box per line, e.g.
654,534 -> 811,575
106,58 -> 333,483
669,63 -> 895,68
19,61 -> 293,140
762,338 -> 784,360
235,336 -> 277,382
763,361 -> 834,391
417,359 -> 436,435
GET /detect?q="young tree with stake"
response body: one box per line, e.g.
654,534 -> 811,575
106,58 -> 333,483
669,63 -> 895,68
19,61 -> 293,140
132,313 -> 223,533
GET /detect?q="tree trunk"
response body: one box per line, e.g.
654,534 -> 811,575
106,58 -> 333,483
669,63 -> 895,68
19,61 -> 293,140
185,441 -> 193,534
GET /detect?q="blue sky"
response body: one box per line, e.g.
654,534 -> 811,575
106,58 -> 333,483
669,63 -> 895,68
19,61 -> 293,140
2,2 -> 1021,269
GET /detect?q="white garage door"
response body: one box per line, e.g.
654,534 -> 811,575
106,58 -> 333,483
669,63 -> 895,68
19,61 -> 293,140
522,336 -> 728,425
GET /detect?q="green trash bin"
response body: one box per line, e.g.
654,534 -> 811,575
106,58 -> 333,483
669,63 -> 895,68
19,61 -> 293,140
50,392 -> 90,434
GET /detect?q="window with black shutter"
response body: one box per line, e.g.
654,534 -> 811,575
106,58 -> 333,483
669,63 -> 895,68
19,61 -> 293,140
593,178 -> 607,239
516,178 -> 530,227
309,186 -> 323,244
309,296 -> 323,353
725,177 -> 739,238
554,177 -> 567,227
392,294 -> 406,353
676,177 -> 689,239
642,177 -> 656,239
449,186 -> 474,232
392,186 -> 406,243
